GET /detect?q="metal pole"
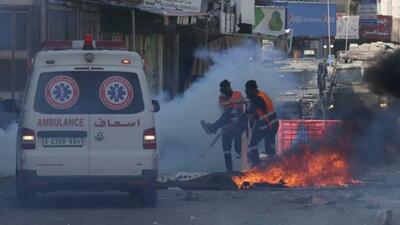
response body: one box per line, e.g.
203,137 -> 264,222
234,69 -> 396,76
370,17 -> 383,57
11,12 -> 15,100
327,0 -> 332,57
205,14 -> 209,49
40,0 -> 47,42
241,129 -> 249,171
345,0 -> 351,51
131,9 -> 136,51
221,0 -> 226,33
77,0 -> 81,39
228,0 -> 232,33
45,0 -> 49,40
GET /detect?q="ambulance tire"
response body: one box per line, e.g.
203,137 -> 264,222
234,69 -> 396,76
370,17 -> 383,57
16,175 -> 35,207
138,188 -> 157,208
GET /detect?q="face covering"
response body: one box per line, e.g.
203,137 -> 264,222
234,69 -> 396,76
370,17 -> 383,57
220,87 -> 233,97
246,89 -> 257,99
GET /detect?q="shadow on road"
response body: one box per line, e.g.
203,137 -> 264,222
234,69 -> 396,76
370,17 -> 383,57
5,192 -> 148,209
12,193 -> 148,209
0,179 -> 156,209
20,193 -> 144,209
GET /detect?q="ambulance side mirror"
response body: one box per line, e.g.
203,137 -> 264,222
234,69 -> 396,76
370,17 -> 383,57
2,99 -> 20,114
151,99 -> 160,113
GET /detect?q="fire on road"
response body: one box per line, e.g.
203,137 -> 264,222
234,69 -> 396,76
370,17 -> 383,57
232,144 -> 362,189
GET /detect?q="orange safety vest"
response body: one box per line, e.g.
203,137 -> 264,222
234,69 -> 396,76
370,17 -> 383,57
219,91 -> 244,112
255,91 -> 278,129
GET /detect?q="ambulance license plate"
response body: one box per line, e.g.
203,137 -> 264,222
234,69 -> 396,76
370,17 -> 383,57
43,137 -> 83,147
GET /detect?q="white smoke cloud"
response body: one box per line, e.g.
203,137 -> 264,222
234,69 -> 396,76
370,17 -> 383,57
156,42 -> 293,173
0,123 -> 17,177
0,43 -> 294,176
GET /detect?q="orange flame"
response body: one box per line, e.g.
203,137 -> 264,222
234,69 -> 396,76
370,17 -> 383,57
232,145 -> 361,189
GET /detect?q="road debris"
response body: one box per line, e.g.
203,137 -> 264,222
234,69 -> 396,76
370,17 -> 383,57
158,172 -> 209,183
183,191 -> 200,201
157,172 -> 238,190
286,192 -> 364,208
376,210 -> 395,225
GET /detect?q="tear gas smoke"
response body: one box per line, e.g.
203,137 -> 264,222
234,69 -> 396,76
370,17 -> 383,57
365,49 -> 400,97
156,42 -> 293,173
350,111 -> 400,168
347,49 -> 400,168
156,43 -> 400,174
0,123 -> 17,177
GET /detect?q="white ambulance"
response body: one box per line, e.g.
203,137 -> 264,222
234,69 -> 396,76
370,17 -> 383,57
4,35 -> 160,207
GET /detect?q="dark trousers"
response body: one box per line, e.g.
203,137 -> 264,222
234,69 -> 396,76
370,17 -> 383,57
222,127 -> 242,172
248,122 -> 279,166
211,109 -> 233,131
211,109 -> 243,172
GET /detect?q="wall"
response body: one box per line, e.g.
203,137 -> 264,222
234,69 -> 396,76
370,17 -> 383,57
0,0 -> 33,5
163,34 -> 180,97
0,4 -> 40,100
378,0 -> 392,16
136,34 -> 164,95
393,0 -> 400,18
392,17 -> 400,42
80,4 -> 101,39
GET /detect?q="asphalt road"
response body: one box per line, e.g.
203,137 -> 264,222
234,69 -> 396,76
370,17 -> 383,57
1,176 -> 400,225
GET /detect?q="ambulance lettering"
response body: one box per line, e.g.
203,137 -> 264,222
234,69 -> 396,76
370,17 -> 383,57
37,118 -> 84,127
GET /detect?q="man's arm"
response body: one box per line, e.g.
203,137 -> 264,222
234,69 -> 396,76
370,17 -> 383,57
218,95 -> 225,112
238,93 -> 246,112
248,96 -> 267,115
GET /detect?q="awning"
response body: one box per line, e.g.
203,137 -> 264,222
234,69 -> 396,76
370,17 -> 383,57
49,0 -> 141,8
138,6 -> 207,17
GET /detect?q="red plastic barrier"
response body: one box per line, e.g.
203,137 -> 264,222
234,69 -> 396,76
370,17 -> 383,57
276,120 -> 342,155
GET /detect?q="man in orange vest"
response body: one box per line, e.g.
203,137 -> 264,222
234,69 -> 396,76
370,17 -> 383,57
201,80 -> 245,172
245,80 -> 279,166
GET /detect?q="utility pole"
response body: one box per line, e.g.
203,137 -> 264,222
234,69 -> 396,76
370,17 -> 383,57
221,0 -> 225,33
131,9 -> 136,51
327,0 -> 332,57
345,0 -> 351,52
205,13 -> 209,49
78,0 -> 81,38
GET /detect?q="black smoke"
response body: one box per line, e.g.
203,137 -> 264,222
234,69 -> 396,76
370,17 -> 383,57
365,49 -> 400,97
350,49 -> 400,168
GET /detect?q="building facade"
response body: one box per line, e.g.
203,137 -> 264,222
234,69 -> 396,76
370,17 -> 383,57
0,0 -> 213,100
0,0 -> 41,100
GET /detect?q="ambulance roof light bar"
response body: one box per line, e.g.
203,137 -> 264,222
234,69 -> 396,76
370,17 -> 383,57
41,35 -> 127,51
41,40 -> 72,50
